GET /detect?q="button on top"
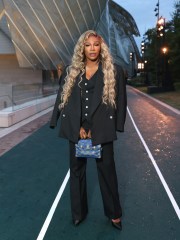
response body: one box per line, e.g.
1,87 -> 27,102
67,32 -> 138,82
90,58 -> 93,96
85,83 -> 87,85
110,116 -> 113,119
85,113 -> 88,116
86,90 -> 88,93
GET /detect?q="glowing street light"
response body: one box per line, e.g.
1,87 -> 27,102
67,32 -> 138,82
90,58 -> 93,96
141,41 -> 145,54
129,52 -> 134,61
157,17 -> 165,37
162,47 -> 168,54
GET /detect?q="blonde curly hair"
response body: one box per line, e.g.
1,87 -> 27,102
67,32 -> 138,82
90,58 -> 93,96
60,30 -> 116,109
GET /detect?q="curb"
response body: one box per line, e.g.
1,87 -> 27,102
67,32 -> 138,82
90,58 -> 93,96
0,107 -> 53,138
128,86 -> 180,115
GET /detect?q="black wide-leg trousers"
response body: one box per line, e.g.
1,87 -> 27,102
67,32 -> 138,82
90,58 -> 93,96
69,141 -> 122,220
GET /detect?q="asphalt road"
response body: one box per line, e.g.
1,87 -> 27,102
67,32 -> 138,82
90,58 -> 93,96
0,86 -> 179,240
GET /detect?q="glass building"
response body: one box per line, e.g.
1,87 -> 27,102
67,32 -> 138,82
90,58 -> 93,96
1,0 -> 140,69
0,0 -> 140,125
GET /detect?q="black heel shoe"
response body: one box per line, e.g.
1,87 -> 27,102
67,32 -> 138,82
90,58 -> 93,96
73,219 -> 82,226
73,216 -> 87,226
111,220 -> 122,230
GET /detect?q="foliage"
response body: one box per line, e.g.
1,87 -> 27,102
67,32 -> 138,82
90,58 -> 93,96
143,1 -> 180,87
167,1 -> 180,83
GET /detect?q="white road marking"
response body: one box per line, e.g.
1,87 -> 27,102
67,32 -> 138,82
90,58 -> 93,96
36,170 -> 70,240
36,105 -> 179,240
127,106 -> 180,220
129,86 -> 180,115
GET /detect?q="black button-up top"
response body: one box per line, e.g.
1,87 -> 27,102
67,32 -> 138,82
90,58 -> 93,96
79,70 -> 98,131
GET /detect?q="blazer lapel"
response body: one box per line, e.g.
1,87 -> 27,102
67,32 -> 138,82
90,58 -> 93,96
90,65 -> 104,116
67,74 -> 81,116
74,75 -> 81,109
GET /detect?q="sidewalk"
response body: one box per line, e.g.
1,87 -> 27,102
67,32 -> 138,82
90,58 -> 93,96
0,110 -> 52,156
130,86 -> 180,115
132,85 -> 180,111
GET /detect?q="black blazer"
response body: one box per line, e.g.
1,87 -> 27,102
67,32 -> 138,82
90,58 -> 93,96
50,64 -> 127,145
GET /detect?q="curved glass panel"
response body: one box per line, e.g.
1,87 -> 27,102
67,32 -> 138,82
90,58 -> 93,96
1,0 -> 140,71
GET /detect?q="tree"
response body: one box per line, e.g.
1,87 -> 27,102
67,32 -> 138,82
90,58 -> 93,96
143,1 -> 180,88
143,28 -> 157,85
167,1 -> 180,83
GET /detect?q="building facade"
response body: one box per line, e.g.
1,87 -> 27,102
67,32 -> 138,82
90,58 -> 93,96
0,0 -> 140,125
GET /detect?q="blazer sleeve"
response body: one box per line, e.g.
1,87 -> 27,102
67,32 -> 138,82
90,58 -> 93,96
49,66 -> 68,128
115,64 -> 127,132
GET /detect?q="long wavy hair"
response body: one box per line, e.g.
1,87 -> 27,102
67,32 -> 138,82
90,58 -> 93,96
60,30 -> 116,109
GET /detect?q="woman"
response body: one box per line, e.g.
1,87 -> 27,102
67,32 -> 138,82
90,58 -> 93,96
50,30 -> 127,230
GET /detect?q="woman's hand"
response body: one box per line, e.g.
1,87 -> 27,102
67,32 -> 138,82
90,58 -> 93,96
79,127 -> 87,139
87,130 -> 91,138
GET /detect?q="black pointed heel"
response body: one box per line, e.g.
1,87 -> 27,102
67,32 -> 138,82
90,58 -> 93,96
111,220 -> 122,230
73,219 -> 82,226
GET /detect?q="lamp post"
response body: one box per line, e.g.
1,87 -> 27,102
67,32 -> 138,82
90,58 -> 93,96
129,52 -> 135,77
154,0 -> 159,19
153,1 -> 173,91
141,41 -> 145,56
161,46 -> 173,90
140,40 -> 149,84
144,60 -> 149,85
162,47 -> 167,54
161,46 -> 168,89
154,0 -> 161,87
157,17 -> 165,38
157,16 -> 165,87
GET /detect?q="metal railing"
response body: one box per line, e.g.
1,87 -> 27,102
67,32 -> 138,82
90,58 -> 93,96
0,94 -> 15,110
0,83 -> 58,111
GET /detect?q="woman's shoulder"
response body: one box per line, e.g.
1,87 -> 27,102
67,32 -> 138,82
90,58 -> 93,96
113,63 -> 125,79
63,65 -> 70,75
113,64 -> 127,88
58,65 -> 70,85
114,63 -> 124,74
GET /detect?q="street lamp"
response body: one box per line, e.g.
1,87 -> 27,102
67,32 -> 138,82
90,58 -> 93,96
129,52 -> 135,77
161,46 -> 173,90
157,17 -> 165,37
129,52 -> 134,61
162,47 -> 168,54
141,41 -> 145,54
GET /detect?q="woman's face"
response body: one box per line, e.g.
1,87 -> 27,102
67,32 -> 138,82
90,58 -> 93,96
84,35 -> 101,62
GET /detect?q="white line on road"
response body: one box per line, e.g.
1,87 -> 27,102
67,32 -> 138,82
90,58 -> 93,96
128,86 -> 180,115
36,170 -> 70,240
36,106 -> 179,240
127,106 -> 180,221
